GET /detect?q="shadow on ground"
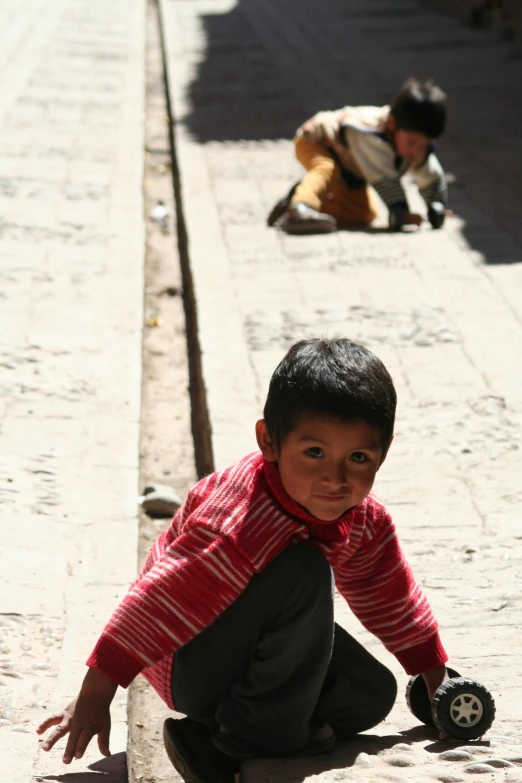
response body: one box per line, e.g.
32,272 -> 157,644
174,0 -> 522,264
38,752 -> 127,783
242,728 -> 462,782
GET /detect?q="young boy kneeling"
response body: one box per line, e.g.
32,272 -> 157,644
268,78 -> 449,234
38,338 -> 449,783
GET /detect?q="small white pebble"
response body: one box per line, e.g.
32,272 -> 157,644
355,752 -> 373,766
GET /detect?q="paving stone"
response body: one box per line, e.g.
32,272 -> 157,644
0,0 -> 145,778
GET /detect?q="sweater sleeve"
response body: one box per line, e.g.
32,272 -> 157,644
343,127 -> 409,210
86,526 -> 256,687
335,512 -> 448,675
410,151 -> 448,206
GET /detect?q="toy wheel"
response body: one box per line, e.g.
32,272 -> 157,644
432,678 -> 496,740
406,667 -> 460,727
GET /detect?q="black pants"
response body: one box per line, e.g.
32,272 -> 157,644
172,542 -> 397,755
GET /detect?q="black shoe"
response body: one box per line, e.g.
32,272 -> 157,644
163,718 -> 240,783
275,202 -> 337,235
213,721 -> 336,760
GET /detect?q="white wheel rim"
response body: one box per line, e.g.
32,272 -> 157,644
449,692 -> 484,727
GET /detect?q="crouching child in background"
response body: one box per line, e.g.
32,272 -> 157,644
268,77 -> 449,234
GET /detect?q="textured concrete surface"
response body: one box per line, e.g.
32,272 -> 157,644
160,0 -> 522,780
425,0 -> 522,52
2,0 -> 522,780
0,0 -> 145,779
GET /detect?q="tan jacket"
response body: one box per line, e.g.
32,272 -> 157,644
297,105 -> 447,209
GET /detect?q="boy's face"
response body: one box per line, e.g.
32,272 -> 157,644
387,114 -> 432,162
393,128 -> 432,162
256,414 -> 390,522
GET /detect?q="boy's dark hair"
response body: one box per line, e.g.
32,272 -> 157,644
390,77 -> 447,138
263,338 -> 397,452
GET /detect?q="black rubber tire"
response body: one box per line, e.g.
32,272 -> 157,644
405,667 -> 461,727
432,677 -> 496,740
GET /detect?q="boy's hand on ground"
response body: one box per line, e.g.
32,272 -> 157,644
37,696 -> 79,756
36,668 -> 117,764
36,695 -> 111,763
404,212 -> 423,227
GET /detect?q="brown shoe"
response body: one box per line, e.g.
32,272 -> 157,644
266,182 -> 300,227
267,194 -> 292,227
275,202 -> 337,235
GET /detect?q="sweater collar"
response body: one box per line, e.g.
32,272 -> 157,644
262,457 -> 358,542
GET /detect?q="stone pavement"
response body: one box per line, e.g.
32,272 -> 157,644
1,0 -> 521,781
427,0 -> 522,52
0,0 -> 145,780
160,0 -> 522,780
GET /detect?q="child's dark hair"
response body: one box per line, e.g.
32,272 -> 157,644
263,338 -> 397,452
390,77 -> 447,138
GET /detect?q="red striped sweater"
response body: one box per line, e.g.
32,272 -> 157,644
87,452 -> 447,708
